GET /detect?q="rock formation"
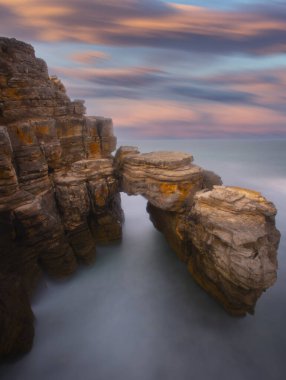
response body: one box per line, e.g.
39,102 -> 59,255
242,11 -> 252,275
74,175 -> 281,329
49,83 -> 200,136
115,147 -> 203,211
0,37 -> 123,357
0,37 -> 281,358
116,148 -> 280,316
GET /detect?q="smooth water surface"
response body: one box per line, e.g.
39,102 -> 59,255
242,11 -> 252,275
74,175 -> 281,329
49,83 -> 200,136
1,139 -> 285,380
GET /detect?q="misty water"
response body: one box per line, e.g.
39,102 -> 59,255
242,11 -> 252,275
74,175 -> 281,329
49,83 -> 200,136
1,139 -> 286,380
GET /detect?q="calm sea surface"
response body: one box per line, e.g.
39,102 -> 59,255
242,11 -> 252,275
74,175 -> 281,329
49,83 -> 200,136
1,139 -> 285,380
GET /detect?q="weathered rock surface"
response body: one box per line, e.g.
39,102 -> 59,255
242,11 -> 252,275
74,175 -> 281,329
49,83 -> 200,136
188,186 -> 280,315
0,37 -> 281,358
148,186 -> 280,315
116,146 -> 280,315
115,147 -> 203,211
0,37 -> 123,357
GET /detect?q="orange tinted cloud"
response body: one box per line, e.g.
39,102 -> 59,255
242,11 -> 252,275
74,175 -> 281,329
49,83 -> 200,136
70,51 -> 110,64
83,97 -> 286,138
1,0 -> 286,55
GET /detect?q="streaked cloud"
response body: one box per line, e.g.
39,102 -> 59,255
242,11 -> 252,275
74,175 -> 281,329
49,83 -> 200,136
0,0 -> 285,138
70,50 -> 110,65
1,0 -> 286,56
53,66 -> 166,87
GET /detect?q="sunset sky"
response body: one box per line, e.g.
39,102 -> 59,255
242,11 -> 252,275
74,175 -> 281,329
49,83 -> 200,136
0,0 -> 286,138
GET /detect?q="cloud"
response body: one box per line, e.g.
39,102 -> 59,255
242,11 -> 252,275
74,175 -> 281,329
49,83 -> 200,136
70,50 -> 110,64
52,66 -> 167,87
68,86 -> 139,99
170,86 -> 255,104
84,97 -> 286,139
1,0 -> 286,56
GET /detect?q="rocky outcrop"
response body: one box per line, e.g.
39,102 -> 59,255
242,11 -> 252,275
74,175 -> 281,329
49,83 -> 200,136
116,146 -> 280,316
187,186 -> 280,315
148,186 -> 280,316
0,37 -> 123,357
115,147 -> 203,211
0,37 -> 281,358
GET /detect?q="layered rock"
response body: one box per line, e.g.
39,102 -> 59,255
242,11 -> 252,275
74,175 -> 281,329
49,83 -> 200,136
0,37 -> 123,357
187,186 -> 280,315
116,146 -> 280,316
148,186 -> 280,315
0,37 -> 281,358
115,147 -> 203,211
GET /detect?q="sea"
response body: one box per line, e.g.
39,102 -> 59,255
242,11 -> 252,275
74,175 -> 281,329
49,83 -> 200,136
1,139 -> 285,380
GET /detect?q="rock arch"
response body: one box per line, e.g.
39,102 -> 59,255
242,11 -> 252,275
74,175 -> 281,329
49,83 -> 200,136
0,37 -> 280,358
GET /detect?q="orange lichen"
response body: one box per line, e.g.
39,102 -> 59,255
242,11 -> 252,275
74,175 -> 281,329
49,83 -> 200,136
88,142 -> 101,157
35,125 -> 50,136
4,88 -> 22,99
160,183 -> 178,195
16,127 -> 34,145
159,182 -> 194,202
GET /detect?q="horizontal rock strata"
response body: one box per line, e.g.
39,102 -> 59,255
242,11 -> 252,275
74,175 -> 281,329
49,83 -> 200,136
0,37 -> 123,357
115,147 -> 203,211
116,145 -> 280,315
0,37 -> 281,358
148,186 -> 280,315
187,186 -> 280,315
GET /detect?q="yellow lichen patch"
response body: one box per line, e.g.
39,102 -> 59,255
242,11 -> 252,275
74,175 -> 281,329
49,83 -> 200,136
160,182 -> 178,195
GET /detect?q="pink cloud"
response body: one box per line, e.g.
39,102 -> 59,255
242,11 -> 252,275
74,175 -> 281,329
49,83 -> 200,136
1,0 -> 286,56
70,50 -> 110,65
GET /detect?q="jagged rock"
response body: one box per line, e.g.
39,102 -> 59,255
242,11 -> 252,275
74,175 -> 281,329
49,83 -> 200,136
0,37 -> 123,358
148,186 -> 280,316
202,169 -> 223,190
116,147 -> 203,211
187,186 -> 280,315
0,37 -> 123,283
0,37 -> 281,358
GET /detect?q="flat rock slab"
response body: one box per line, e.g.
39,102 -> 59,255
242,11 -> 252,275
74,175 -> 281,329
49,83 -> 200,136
127,151 -> 193,169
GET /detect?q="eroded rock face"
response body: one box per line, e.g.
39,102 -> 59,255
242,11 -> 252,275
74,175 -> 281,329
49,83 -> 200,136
0,37 -> 123,357
116,145 -> 280,315
0,37 -> 281,358
188,186 -> 280,315
148,186 -> 280,316
116,147 -> 203,211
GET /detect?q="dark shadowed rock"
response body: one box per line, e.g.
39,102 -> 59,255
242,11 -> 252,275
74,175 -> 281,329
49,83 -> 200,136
0,274 -> 34,358
0,37 -> 123,358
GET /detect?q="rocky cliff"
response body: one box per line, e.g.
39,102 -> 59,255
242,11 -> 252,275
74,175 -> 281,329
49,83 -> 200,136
0,37 -> 123,357
116,148 -> 280,316
0,37 -> 281,358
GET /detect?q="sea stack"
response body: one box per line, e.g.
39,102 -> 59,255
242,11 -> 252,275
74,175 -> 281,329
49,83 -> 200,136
0,37 -> 280,357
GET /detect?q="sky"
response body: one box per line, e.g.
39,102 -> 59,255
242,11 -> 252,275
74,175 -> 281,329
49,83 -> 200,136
0,0 -> 286,139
